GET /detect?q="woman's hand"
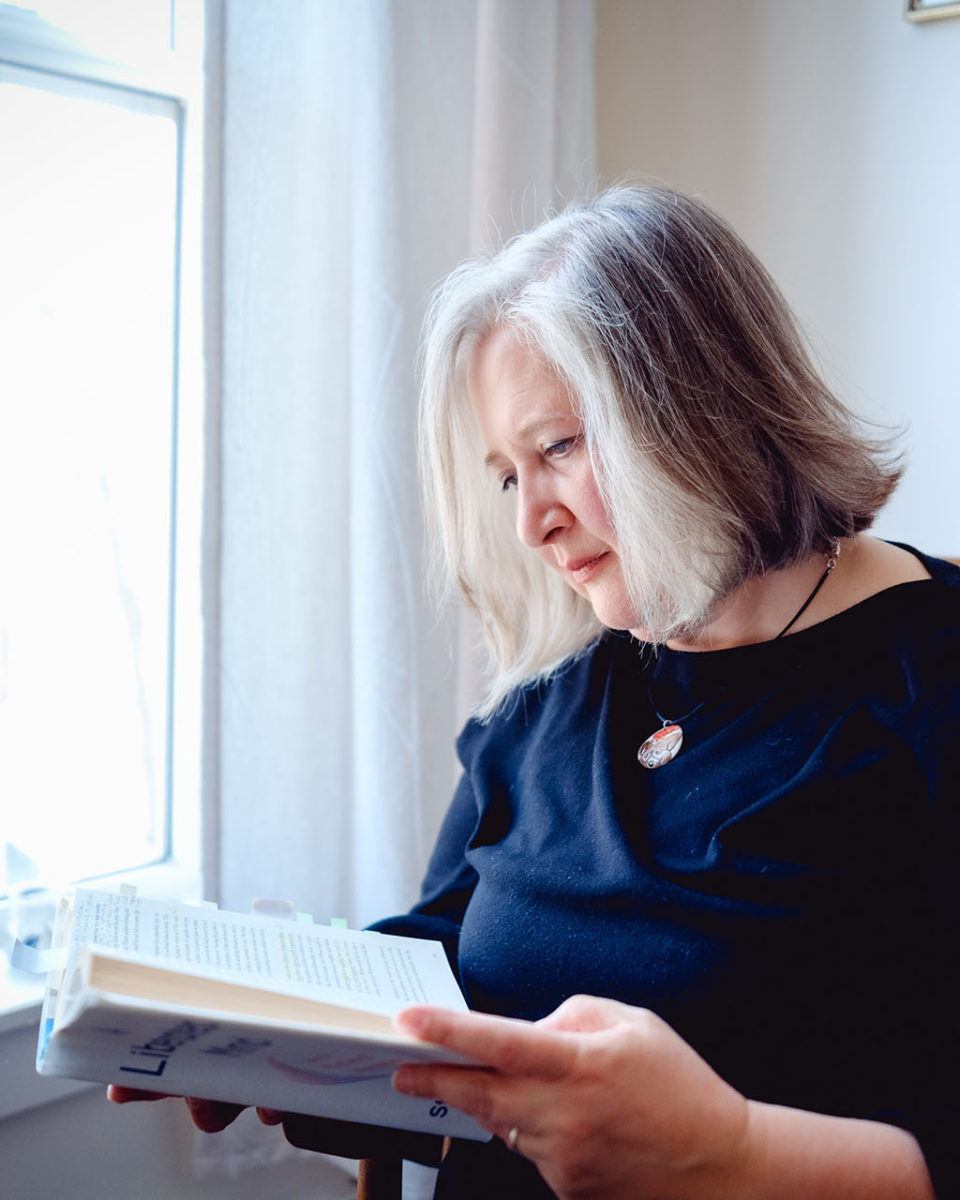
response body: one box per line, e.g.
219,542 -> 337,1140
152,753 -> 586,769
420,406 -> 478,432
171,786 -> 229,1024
392,995 -> 751,1200
107,1085 -> 250,1133
106,1086 -> 443,1165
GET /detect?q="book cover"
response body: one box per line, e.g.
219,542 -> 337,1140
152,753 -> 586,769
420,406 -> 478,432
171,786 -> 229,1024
35,888 -> 488,1141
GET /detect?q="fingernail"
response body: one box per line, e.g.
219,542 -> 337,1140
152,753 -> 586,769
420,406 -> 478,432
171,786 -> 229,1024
396,1009 -> 427,1035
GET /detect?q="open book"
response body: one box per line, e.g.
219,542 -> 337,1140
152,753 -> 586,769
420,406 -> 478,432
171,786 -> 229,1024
34,888 -> 488,1140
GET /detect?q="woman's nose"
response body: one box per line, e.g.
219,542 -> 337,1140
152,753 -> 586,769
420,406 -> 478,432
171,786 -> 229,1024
515,476 -> 573,548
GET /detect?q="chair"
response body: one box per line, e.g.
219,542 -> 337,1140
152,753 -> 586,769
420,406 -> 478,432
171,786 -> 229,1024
356,1155 -> 403,1200
356,1137 -> 450,1200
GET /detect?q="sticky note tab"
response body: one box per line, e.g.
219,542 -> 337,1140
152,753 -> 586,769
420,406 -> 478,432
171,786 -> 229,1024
11,940 -> 68,974
37,1016 -> 55,1064
119,884 -> 138,897
251,898 -> 296,921
330,917 -> 348,929
295,912 -> 313,924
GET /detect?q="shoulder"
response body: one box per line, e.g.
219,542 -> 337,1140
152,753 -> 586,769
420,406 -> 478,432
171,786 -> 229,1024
888,541 -> 960,586
881,543 -> 960,664
849,547 -> 960,782
834,542 -> 960,669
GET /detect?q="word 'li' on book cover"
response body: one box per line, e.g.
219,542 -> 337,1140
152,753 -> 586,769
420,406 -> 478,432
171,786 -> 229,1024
19,887 -> 488,1140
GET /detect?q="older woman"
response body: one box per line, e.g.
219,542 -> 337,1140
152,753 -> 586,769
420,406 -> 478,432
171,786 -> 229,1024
112,187 -> 957,1198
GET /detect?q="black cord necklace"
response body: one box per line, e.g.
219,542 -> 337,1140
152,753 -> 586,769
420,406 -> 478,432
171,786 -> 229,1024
637,542 -> 840,769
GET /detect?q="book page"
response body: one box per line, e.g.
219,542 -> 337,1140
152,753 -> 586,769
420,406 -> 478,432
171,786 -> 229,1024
68,890 -> 464,1017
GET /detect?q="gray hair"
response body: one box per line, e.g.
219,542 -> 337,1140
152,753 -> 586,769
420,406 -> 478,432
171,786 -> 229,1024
418,186 -> 901,719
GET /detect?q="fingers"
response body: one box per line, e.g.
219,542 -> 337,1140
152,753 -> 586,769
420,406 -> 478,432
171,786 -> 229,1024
392,1063 -> 548,1150
395,1006 -> 577,1080
184,1097 -> 248,1132
107,1086 -> 173,1103
107,1086 -> 246,1133
257,1107 -> 284,1125
393,1062 -> 500,1128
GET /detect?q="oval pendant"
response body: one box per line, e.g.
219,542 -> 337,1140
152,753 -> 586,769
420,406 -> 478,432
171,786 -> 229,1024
638,723 -> 683,769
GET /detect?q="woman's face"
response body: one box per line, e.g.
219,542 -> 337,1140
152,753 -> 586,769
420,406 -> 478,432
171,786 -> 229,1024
468,325 -> 639,632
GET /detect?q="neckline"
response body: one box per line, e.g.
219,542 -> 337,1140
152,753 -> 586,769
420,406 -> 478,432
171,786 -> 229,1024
626,542 -> 952,694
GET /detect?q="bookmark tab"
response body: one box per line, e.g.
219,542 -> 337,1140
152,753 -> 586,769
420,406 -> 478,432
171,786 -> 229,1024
330,917 -> 348,929
11,940 -> 68,974
251,898 -> 296,921
37,1016 -> 55,1064
295,912 -> 314,924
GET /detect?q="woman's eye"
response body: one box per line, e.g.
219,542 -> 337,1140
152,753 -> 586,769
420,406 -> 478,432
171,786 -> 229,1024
497,436 -> 579,491
544,435 -> 579,458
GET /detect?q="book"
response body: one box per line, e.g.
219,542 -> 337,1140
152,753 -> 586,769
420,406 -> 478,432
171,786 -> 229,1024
34,887 -> 488,1141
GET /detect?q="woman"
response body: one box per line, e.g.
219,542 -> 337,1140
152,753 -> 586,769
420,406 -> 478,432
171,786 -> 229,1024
111,187 -> 957,1197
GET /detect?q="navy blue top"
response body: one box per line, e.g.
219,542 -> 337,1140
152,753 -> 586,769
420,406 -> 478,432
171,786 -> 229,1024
373,545 -> 960,1198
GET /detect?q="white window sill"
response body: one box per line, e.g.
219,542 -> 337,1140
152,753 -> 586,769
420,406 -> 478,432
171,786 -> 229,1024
0,986 -> 94,1120
0,969 -> 42,1035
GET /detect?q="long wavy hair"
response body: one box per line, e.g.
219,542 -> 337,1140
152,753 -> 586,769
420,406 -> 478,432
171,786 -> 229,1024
418,186 -> 902,719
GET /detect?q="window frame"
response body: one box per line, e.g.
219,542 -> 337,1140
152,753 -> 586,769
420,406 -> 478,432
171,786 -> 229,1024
0,0 -> 208,1094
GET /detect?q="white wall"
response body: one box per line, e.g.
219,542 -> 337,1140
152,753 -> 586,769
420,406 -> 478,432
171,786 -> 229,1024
596,0 -> 960,555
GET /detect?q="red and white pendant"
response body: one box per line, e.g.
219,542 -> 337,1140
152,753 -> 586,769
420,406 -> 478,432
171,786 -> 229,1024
638,722 -> 683,769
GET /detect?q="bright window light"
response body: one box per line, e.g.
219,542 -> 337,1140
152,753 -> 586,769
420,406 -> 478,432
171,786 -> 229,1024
0,0 -> 174,58
0,68 -> 180,890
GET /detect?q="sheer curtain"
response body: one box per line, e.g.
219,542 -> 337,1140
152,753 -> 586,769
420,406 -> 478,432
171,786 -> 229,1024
199,0 -> 595,1181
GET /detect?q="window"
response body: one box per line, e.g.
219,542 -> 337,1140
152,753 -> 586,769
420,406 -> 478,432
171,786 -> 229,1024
0,0 -> 205,1021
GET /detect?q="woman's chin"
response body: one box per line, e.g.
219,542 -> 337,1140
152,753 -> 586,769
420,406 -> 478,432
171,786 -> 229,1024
586,593 -> 643,634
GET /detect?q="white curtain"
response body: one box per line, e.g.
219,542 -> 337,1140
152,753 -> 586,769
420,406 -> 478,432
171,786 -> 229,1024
198,0 -> 595,1183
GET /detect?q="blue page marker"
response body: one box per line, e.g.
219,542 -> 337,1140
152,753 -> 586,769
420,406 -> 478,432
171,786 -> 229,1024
38,1017 -> 54,1064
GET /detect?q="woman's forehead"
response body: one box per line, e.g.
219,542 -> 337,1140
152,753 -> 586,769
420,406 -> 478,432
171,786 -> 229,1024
468,326 -> 575,438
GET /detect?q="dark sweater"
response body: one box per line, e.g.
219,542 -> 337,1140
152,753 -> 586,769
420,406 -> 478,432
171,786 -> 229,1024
373,545 -> 960,1198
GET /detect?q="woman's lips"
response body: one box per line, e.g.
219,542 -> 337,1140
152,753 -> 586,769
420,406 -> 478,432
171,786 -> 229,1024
568,552 -> 609,582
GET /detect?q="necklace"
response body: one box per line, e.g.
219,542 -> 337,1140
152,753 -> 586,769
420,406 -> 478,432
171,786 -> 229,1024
637,542 -> 840,769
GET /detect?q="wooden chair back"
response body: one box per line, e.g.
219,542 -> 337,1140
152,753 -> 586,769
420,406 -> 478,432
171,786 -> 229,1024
356,1156 -> 403,1200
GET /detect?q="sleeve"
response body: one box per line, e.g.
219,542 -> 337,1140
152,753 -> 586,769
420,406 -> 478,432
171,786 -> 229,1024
366,725 -> 483,981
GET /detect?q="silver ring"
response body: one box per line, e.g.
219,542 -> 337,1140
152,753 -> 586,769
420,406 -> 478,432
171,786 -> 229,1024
506,1125 -> 520,1153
